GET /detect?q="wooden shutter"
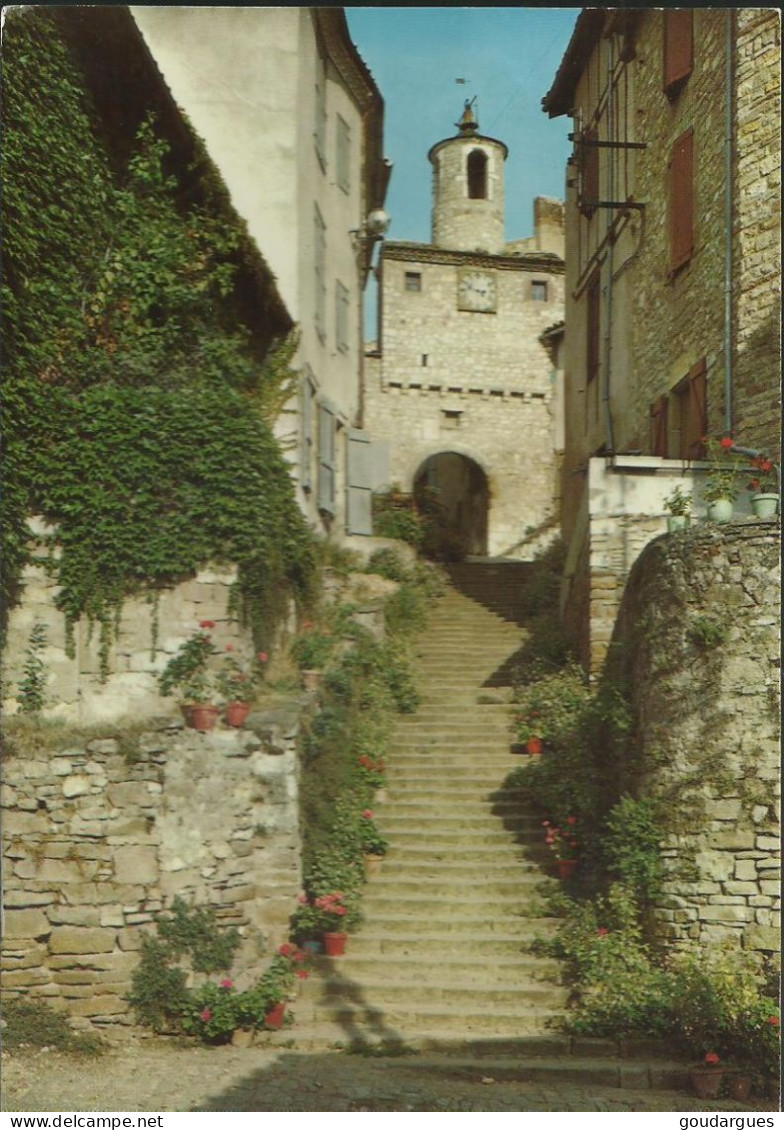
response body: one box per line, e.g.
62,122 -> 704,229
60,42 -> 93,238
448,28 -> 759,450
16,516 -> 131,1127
651,396 -> 669,457
587,273 -> 601,383
682,359 -> 707,459
669,129 -> 694,273
581,126 -> 599,217
346,429 -> 389,535
300,371 -> 315,492
664,10 -> 693,95
317,401 -> 336,515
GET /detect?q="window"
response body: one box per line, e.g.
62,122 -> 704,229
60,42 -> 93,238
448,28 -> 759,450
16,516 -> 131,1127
336,115 -> 350,193
532,280 -> 548,302
300,369 -> 317,492
467,149 -> 488,200
669,128 -> 694,274
317,401 -> 337,515
335,280 -> 350,353
674,359 -> 707,460
586,272 -> 601,384
663,9 -> 693,97
315,56 -> 327,168
404,272 -> 422,293
314,206 -> 326,339
421,354 -> 428,367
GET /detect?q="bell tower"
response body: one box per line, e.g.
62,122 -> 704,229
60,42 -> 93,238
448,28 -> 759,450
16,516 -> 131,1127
428,99 -> 508,254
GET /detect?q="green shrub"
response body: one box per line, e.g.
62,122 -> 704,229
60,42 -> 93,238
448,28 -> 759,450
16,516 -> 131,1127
1,997 -> 105,1055
601,796 -> 664,905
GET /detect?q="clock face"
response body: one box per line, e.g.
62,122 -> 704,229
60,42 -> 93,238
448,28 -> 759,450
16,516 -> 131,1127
457,269 -> 496,312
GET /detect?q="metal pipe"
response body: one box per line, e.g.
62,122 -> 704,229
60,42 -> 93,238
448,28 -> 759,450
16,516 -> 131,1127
724,9 -> 734,435
602,33 -> 617,455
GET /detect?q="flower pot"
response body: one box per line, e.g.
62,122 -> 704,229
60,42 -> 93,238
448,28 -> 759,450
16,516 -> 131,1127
225,701 -> 251,728
557,859 -> 577,881
706,498 -> 734,523
690,1066 -> 725,1100
323,931 -> 348,957
182,704 -> 220,731
725,1073 -> 753,1102
750,493 -> 779,519
526,737 -> 543,756
364,853 -> 384,879
667,515 -> 689,532
302,669 -> 323,691
264,1001 -> 286,1030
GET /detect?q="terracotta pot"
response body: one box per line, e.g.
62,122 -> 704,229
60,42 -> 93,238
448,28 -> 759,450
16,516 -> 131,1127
690,1067 -> 725,1100
750,493 -> 779,519
364,853 -> 384,879
526,737 -> 543,756
324,931 -> 348,956
557,858 -> 577,881
725,1073 -> 753,1102
706,498 -> 733,523
182,704 -> 220,732
225,701 -> 251,728
264,1001 -> 286,1029
302,669 -> 323,691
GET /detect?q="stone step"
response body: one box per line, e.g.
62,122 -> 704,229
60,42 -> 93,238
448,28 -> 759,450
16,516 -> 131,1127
299,979 -> 569,1013
306,954 -> 563,984
380,813 -> 536,832
299,1000 -> 563,1035
343,932 -> 556,958
352,915 -> 560,937
374,859 -> 544,881
388,843 -> 535,864
360,875 -> 547,898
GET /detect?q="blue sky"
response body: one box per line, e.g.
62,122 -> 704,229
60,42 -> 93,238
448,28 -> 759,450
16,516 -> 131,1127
346,7 -> 580,245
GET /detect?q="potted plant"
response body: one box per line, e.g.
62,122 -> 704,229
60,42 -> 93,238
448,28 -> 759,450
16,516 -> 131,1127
293,891 -> 352,956
663,484 -> 692,532
690,1051 -> 727,1099
254,943 -> 310,1029
702,436 -> 742,522
158,622 -> 221,730
543,817 -> 579,880
216,646 -> 268,727
514,713 -> 544,755
747,454 -> 780,519
357,753 -> 387,801
290,621 -> 334,689
359,809 -> 389,878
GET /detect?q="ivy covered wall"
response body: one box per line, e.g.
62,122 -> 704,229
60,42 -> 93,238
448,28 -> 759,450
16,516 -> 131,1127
1,7 -> 314,684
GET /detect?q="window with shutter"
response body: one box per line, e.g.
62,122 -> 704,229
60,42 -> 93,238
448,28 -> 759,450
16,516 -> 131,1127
669,128 -> 694,274
335,281 -> 350,353
663,10 -> 693,96
300,370 -> 316,493
586,273 -> 601,384
336,115 -> 350,193
317,401 -> 337,515
651,396 -> 669,457
676,359 -> 707,460
315,56 -> 327,169
314,206 -> 326,340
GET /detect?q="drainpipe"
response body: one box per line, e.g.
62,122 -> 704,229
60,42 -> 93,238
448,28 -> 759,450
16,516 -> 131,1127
602,33 -> 617,455
724,9 -> 734,435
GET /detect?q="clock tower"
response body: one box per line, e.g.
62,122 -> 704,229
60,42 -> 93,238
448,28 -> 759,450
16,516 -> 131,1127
363,103 -> 565,560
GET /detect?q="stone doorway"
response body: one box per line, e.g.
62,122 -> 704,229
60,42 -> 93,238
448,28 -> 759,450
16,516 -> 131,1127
413,452 -> 489,559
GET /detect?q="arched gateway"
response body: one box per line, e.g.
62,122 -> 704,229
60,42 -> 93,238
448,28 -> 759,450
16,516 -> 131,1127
414,451 -> 489,559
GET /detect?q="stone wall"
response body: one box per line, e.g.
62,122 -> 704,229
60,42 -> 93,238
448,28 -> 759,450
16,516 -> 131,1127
610,522 -> 780,957
3,522 -> 264,726
733,9 -> 781,460
1,708 -> 303,1027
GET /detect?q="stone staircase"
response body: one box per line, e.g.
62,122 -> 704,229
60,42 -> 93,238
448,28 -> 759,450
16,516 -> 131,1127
292,567 -> 568,1051
285,565 -> 689,1092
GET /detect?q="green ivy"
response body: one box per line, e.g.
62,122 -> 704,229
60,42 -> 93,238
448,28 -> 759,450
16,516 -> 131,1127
2,9 -> 314,661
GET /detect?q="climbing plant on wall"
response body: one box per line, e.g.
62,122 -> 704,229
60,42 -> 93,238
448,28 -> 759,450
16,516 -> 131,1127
1,8 -> 314,663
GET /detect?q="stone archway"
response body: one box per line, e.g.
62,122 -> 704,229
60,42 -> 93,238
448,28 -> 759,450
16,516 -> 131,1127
413,451 -> 489,559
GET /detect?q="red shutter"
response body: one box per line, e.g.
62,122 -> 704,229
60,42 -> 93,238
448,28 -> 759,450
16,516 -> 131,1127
581,127 -> 599,217
683,359 -> 707,459
651,397 -> 669,457
664,10 -> 693,94
669,129 -> 694,273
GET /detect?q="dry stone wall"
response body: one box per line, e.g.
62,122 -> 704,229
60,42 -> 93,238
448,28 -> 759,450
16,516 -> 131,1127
1,707 -> 303,1028
610,522 -> 780,957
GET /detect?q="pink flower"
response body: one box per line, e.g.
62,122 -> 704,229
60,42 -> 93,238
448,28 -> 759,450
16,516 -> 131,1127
566,816 -> 577,825
362,810 -> 374,820
597,928 -> 609,937
705,1051 -> 720,1065
258,651 -> 269,663
201,1008 -> 212,1022
542,820 -> 550,827
220,978 -> 234,989
296,969 -> 310,979
769,1016 -> 780,1027
719,437 -> 734,450
226,644 -> 234,652
199,620 -> 216,629
298,892 -> 308,904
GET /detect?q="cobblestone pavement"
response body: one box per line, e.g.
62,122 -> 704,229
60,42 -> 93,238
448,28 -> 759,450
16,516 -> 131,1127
2,1042 -> 780,1113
